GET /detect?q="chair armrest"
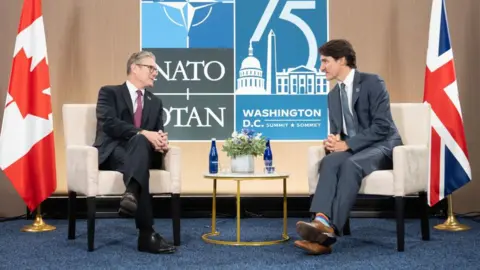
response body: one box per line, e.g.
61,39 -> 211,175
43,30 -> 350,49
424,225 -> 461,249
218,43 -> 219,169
393,145 -> 428,196
308,144 -> 327,195
66,145 -> 99,196
164,146 -> 181,194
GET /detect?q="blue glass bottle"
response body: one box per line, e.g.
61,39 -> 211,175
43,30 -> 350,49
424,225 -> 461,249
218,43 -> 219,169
263,139 -> 273,169
209,138 -> 218,174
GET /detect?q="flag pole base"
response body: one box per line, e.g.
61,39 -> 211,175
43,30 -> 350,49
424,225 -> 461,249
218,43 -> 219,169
21,205 -> 56,233
433,216 -> 470,231
433,195 -> 470,232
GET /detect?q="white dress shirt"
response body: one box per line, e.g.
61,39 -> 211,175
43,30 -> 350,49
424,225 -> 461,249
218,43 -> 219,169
126,80 -> 145,113
337,69 -> 355,135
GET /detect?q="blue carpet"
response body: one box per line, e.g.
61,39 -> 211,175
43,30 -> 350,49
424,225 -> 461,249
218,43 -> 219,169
0,217 -> 478,269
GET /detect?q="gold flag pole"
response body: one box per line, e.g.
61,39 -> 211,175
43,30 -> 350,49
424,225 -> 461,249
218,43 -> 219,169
434,195 -> 470,231
21,204 -> 56,232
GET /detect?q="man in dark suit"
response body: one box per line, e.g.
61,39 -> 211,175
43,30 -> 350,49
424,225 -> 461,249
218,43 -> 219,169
294,40 -> 403,255
93,51 -> 175,254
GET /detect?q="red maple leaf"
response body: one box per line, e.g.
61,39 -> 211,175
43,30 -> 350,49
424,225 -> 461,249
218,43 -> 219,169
7,49 -> 52,120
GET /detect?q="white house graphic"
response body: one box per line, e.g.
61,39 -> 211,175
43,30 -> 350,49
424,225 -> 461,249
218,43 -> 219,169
236,29 -> 328,95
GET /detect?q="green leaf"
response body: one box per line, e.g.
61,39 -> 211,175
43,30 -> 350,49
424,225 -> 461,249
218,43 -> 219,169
221,130 -> 267,158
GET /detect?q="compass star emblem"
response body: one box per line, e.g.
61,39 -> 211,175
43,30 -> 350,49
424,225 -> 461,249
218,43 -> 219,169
158,0 -> 219,32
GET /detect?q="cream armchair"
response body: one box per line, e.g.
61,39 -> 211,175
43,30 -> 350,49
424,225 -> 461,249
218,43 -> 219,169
307,103 -> 431,252
62,104 -> 181,251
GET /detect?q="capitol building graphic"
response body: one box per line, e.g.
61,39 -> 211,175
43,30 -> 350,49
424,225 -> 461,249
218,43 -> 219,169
236,30 -> 328,95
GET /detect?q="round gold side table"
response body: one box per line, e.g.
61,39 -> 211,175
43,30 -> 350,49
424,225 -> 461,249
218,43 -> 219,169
202,172 -> 290,246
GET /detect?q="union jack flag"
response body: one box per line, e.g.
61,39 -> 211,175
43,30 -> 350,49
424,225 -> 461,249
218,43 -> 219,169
423,0 -> 471,206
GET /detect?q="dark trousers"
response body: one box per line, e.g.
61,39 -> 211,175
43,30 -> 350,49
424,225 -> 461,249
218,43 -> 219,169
100,135 -> 163,229
310,146 -> 392,233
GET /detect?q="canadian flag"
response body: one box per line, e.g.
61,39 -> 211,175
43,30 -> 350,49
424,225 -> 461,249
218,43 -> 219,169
0,0 -> 56,211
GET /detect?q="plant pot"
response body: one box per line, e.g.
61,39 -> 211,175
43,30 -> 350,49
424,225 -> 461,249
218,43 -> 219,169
231,155 -> 254,173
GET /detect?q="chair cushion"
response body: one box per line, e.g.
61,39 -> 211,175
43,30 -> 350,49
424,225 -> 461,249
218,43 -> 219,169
98,170 -> 172,195
359,170 -> 394,196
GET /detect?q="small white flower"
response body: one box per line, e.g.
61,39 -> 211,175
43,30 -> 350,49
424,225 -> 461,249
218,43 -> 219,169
232,131 -> 238,138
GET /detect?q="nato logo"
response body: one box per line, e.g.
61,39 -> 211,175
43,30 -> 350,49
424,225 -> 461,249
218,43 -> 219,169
234,0 -> 329,140
141,0 -> 234,48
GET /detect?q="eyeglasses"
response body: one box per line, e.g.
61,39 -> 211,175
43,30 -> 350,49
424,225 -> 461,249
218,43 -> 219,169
136,63 -> 158,74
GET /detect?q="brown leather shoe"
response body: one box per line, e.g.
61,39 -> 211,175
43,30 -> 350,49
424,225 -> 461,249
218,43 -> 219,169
296,220 -> 337,246
294,240 -> 332,255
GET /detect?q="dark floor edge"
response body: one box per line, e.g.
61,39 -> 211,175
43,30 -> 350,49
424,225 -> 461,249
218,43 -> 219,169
29,194 -> 448,220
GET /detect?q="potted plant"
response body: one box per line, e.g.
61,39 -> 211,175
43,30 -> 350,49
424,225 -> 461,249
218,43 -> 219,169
222,129 -> 266,173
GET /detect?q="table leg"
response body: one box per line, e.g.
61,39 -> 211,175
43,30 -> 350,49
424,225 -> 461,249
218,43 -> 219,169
283,178 -> 287,237
202,177 -> 289,246
212,179 -> 217,233
236,180 -> 241,243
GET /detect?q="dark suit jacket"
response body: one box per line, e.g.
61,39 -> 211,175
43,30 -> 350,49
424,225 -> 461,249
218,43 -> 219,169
93,82 -> 164,165
328,70 -> 402,158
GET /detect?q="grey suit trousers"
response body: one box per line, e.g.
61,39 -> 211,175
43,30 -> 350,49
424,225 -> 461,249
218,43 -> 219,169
310,146 -> 393,233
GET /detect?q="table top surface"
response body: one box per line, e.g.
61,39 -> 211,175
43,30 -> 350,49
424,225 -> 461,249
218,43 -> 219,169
203,172 -> 289,179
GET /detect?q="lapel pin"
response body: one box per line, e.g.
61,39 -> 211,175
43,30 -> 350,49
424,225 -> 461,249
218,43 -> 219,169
356,88 -> 360,92
147,95 -> 151,100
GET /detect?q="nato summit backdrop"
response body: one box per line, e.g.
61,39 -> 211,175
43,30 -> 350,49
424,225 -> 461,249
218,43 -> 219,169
140,0 -> 329,141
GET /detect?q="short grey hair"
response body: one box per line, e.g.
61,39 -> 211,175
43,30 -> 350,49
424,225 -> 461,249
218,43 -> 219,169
126,51 -> 156,75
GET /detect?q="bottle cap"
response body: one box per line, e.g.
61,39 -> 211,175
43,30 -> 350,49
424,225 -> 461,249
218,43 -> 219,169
212,138 -> 216,141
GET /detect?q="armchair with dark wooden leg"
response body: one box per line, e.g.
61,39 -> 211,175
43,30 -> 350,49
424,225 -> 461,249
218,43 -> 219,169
63,104 -> 182,251
307,103 -> 431,252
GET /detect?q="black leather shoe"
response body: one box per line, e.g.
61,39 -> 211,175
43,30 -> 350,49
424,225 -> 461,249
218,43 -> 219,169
118,192 -> 137,217
138,232 -> 176,254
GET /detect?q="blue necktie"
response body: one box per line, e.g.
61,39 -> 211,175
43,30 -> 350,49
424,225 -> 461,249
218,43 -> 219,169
340,83 -> 356,137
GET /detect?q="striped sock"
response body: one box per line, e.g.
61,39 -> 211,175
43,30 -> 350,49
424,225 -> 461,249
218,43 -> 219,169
314,213 -> 331,228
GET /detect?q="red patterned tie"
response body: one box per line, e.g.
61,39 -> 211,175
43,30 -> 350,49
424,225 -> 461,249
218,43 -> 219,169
134,90 -> 143,127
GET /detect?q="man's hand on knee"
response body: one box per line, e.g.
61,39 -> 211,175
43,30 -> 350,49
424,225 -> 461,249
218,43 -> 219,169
324,134 -> 340,152
139,130 -> 164,152
324,134 -> 349,152
332,141 -> 349,152
158,131 -> 169,152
